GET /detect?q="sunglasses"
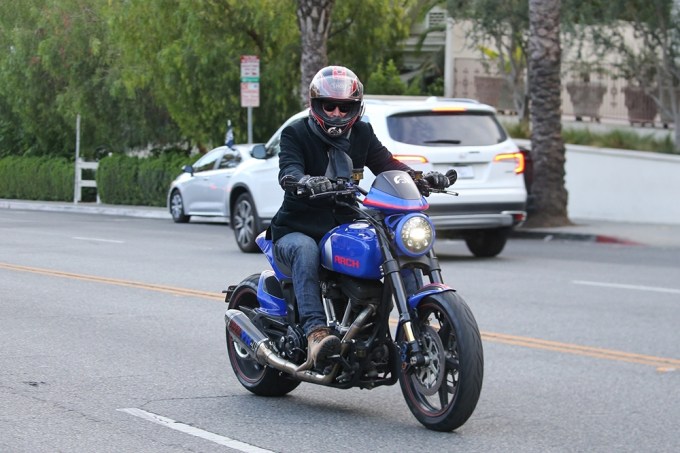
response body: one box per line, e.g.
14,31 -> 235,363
322,102 -> 353,113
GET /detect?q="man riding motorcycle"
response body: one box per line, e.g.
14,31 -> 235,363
268,65 -> 450,368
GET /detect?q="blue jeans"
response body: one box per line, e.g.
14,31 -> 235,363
273,232 -> 326,336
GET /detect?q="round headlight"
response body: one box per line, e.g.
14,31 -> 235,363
396,214 -> 434,257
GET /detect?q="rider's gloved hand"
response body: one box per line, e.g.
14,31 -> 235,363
423,171 -> 450,190
299,175 -> 333,195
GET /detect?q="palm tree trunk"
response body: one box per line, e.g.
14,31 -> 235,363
526,0 -> 570,227
296,0 -> 335,108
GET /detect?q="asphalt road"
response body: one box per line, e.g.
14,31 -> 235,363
1,210 -> 678,452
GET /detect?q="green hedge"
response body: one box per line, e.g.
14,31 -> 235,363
0,156 -> 73,201
0,153 -> 191,206
96,153 -> 190,206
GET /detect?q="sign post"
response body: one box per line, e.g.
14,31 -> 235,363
240,55 -> 260,144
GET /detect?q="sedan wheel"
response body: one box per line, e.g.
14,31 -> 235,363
232,193 -> 262,253
170,190 -> 190,223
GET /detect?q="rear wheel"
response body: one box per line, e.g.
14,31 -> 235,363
170,190 -> 190,223
232,193 -> 262,253
464,229 -> 508,258
226,273 -> 300,396
399,292 -> 484,431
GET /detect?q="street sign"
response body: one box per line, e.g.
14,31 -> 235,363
240,82 -> 260,108
240,55 -> 259,79
240,55 -> 260,108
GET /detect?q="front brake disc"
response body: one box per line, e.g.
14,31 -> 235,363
412,324 -> 446,396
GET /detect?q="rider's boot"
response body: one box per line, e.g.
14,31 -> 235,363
307,327 -> 340,368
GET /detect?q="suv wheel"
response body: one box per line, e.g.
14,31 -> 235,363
170,190 -> 190,223
232,193 -> 262,253
464,229 -> 508,258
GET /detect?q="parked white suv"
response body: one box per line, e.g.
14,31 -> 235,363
226,96 -> 527,257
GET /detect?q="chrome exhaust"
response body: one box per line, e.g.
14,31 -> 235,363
225,309 -> 337,384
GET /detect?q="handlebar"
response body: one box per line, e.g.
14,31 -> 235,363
283,169 -> 458,199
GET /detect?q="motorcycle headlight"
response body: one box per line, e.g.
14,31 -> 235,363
395,214 -> 435,257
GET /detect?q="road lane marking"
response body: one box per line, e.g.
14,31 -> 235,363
2,262 -> 677,370
0,262 -> 222,301
573,280 -> 680,295
118,408 -> 275,453
72,236 -> 125,244
480,332 -> 680,369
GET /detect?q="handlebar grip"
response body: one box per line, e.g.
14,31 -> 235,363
445,169 -> 458,186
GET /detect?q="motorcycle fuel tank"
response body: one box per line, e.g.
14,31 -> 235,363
320,222 -> 383,279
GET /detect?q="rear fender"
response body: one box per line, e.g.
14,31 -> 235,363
256,270 -> 287,317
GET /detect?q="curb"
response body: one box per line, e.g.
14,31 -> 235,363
0,200 -> 171,220
511,230 -> 640,245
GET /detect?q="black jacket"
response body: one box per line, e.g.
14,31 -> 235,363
270,118 -> 410,242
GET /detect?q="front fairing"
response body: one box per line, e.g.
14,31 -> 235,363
361,170 -> 429,212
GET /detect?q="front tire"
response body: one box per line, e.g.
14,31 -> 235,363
399,292 -> 484,431
465,229 -> 508,258
170,190 -> 190,223
226,273 -> 300,396
232,193 -> 262,253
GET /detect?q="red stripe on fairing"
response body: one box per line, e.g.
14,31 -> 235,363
362,198 -> 429,211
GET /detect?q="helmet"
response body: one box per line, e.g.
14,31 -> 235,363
309,66 -> 364,136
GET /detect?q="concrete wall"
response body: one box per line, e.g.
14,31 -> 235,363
515,139 -> 680,225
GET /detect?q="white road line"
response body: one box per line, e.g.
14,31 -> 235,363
72,236 -> 125,244
118,408 -> 275,453
573,280 -> 680,295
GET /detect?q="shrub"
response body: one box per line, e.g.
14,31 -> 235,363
0,156 -> 73,200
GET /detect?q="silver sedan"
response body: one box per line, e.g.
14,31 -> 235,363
167,144 -> 255,223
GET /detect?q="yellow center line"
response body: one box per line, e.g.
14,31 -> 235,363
0,262 -> 223,301
2,262 -> 677,370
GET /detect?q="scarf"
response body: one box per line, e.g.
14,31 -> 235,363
308,118 -> 353,180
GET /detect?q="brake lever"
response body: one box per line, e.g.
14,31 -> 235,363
429,188 -> 459,196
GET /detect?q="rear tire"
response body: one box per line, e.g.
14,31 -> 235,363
465,229 -> 508,258
232,193 -> 262,253
226,273 -> 300,396
399,292 -> 484,431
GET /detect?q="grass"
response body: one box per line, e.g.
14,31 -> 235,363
503,121 -> 678,154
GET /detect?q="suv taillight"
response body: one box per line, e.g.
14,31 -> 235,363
494,152 -> 525,174
394,155 -> 429,164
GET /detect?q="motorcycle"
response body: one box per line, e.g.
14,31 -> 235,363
224,169 -> 483,431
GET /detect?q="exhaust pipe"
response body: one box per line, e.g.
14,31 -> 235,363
225,309 -> 336,384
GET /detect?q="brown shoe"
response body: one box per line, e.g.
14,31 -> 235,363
307,327 -> 340,368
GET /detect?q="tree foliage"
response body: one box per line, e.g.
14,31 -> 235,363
0,0 -> 176,158
107,0 -> 299,148
0,0 -> 463,158
578,0 -> 680,152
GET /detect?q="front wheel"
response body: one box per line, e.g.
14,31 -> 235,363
399,292 -> 484,431
170,190 -> 190,223
226,273 -> 300,396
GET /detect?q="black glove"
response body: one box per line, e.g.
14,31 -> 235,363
423,171 -> 450,190
299,175 -> 333,195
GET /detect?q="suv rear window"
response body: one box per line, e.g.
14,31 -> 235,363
386,111 -> 507,146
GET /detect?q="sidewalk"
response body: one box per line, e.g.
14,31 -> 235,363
2,199 -> 680,249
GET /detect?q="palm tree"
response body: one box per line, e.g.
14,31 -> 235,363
526,0 -> 570,227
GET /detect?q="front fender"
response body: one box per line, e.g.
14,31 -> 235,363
407,283 -> 456,310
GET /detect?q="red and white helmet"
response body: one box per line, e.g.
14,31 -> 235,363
309,66 -> 364,136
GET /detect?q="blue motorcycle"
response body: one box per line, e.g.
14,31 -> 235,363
224,169 -> 483,431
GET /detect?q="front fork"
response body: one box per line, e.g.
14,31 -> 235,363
383,256 -> 427,368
